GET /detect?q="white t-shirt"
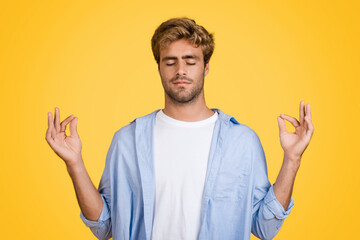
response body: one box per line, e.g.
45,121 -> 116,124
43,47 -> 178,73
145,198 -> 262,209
151,109 -> 218,240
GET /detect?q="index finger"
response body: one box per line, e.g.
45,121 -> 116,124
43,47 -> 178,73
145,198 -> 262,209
60,115 -> 75,132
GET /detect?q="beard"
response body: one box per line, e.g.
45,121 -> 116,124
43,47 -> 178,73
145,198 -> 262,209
162,75 -> 204,104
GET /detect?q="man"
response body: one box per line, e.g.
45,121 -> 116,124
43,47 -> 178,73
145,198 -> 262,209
46,18 -> 314,240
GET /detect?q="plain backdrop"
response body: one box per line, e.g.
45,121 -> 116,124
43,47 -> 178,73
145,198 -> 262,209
0,1 -> 359,239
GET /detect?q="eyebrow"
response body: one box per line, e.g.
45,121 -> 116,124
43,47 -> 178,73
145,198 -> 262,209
161,55 -> 200,62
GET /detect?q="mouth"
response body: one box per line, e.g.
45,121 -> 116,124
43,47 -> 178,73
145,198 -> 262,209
172,80 -> 191,86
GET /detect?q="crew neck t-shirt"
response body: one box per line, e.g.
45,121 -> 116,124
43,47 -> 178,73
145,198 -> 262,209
151,110 -> 218,240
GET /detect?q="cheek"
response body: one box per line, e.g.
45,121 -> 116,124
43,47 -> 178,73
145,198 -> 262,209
159,71 -> 172,85
159,67 -> 173,78
194,68 -> 205,78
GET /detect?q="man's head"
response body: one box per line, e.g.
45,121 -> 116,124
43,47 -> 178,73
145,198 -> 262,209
151,17 -> 215,66
151,18 -> 215,105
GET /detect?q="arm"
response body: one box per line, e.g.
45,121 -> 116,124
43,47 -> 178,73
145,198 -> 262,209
273,101 -> 314,210
67,160 -> 103,221
251,101 -> 314,239
250,133 -> 293,240
45,108 -> 103,221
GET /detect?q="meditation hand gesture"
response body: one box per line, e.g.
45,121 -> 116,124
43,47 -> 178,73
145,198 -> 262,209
45,107 -> 82,166
277,101 -> 314,161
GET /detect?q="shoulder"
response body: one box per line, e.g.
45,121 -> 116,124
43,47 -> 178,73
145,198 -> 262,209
219,113 -> 266,166
230,121 -> 257,137
215,109 -> 264,154
111,109 -> 159,141
112,122 -> 135,141
216,108 -> 260,142
228,123 -> 262,153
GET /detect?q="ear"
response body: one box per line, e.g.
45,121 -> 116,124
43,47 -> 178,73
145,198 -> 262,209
204,62 -> 209,76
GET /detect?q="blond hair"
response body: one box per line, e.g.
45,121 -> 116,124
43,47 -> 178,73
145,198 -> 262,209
151,17 -> 215,65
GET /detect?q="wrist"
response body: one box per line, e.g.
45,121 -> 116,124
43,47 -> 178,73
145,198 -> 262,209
283,154 -> 301,171
66,158 -> 85,176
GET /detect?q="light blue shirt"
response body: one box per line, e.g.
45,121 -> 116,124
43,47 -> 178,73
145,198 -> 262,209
80,109 -> 294,240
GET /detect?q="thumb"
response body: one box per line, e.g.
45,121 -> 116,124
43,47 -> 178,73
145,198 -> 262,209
69,117 -> 79,137
277,116 -> 287,136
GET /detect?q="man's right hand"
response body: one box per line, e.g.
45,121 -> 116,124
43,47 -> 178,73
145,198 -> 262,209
45,107 -> 103,222
46,107 -> 82,167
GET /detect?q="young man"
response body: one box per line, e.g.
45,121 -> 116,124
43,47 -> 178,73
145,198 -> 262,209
46,18 -> 314,240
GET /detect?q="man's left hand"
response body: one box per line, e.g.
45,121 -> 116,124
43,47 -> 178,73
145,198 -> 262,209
277,101 -> 314,163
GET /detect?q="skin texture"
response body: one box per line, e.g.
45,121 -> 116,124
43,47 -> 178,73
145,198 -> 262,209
46,108 -> 103,221
274,101 -> 314,210
158,39 -> 214,121
159,39 -> 207,105
45,38 -> 314,222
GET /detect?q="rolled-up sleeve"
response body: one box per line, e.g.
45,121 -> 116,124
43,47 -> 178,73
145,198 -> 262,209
80,194 -> 111,227
79,132 -> 120,240
250,132 -> 294,240
263,184 -> 294,220
79,193 -> 112,240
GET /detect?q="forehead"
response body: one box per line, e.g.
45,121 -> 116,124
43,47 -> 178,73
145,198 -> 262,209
160,39 -> 203,59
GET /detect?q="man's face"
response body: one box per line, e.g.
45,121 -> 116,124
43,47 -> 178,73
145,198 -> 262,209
158,39 -> 209,104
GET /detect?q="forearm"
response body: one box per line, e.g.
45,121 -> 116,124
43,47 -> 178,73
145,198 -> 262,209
66,159 -> 103,221
273,154 -> 300,210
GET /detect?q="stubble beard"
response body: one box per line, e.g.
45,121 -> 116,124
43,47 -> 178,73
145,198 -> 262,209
162,75 -> 204,105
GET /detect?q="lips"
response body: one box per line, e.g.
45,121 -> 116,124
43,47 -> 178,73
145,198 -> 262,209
173,80 -> 191,84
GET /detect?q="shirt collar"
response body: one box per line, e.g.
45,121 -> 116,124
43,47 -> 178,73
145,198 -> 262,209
210,108 -> 240,125
130,108 -> 240,125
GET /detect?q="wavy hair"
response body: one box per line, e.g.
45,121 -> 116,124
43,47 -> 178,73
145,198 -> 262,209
151,17 -> 215,65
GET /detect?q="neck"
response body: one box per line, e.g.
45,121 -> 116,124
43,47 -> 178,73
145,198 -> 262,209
162,91 -> 214,122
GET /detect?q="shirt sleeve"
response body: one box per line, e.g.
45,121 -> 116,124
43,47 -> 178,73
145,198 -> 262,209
250,132 -> 294,240
80,194 -> 112,239
79,132 -> 119,240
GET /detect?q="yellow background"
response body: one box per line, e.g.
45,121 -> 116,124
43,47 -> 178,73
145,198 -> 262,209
1,0 -> 359,239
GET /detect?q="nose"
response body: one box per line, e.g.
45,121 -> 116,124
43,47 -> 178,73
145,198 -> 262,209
175,61 -> 187,76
